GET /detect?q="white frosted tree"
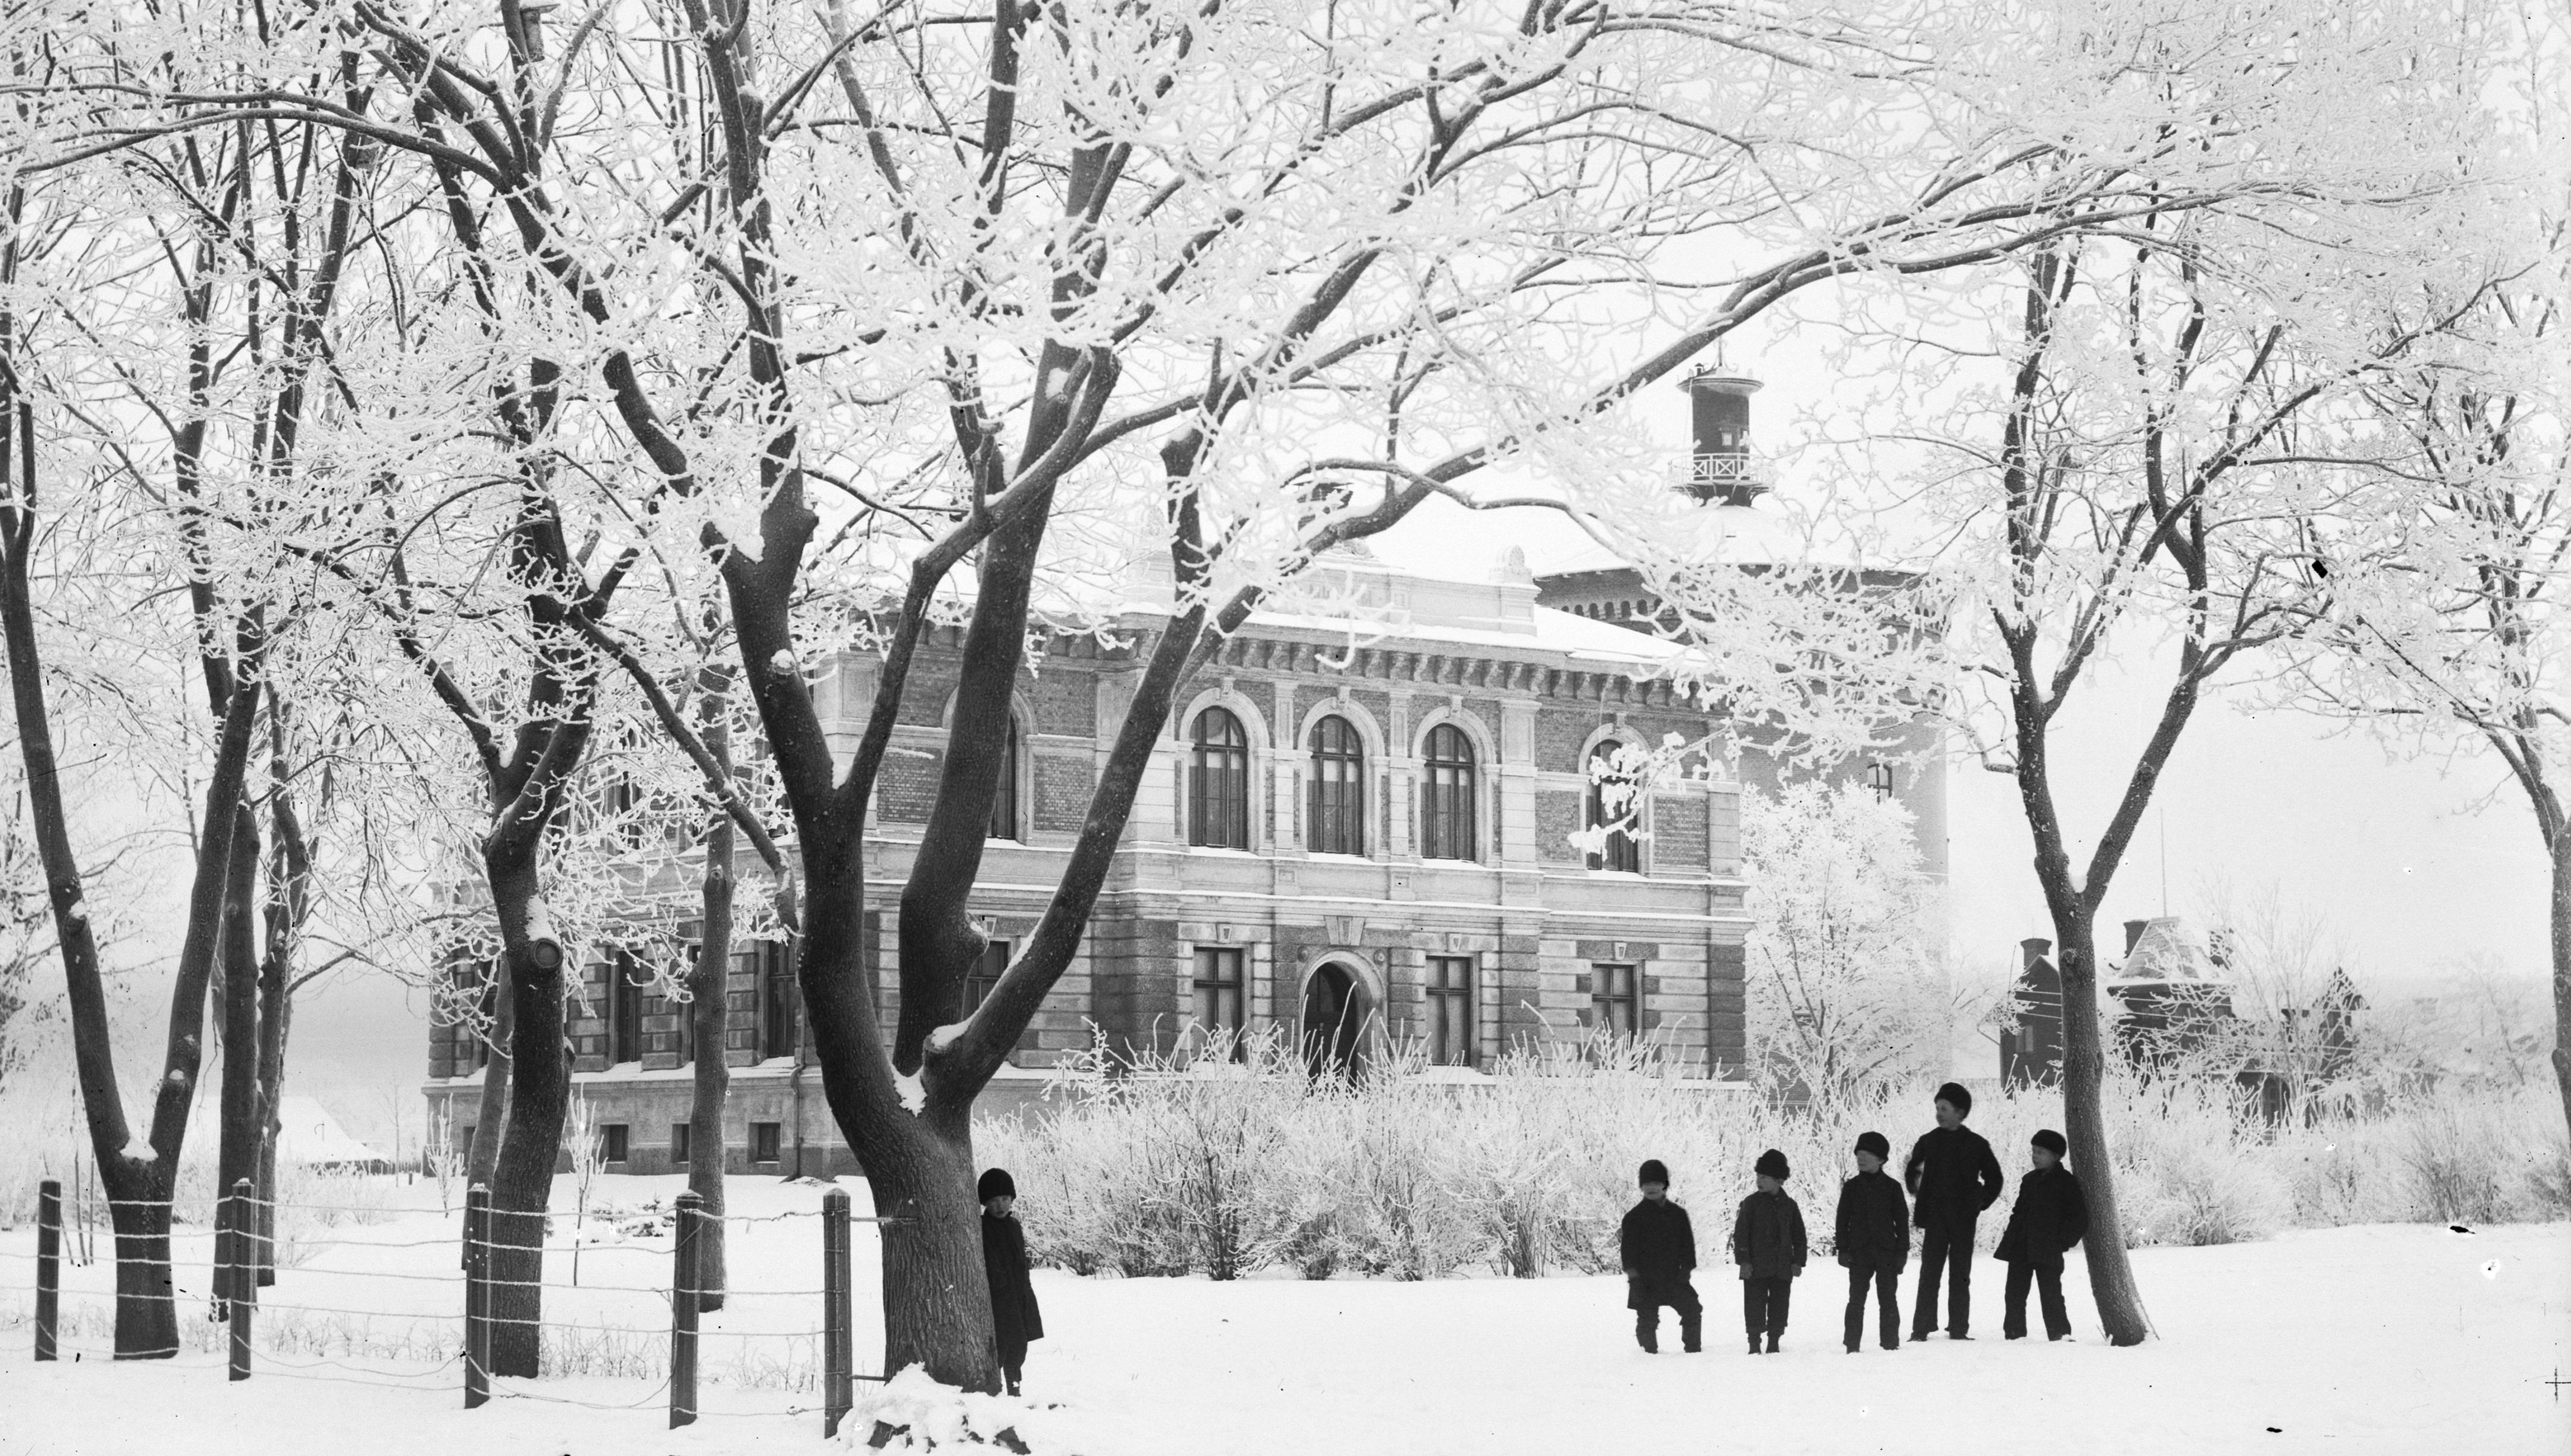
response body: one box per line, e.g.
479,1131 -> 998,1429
1738,781 -> 1943,1104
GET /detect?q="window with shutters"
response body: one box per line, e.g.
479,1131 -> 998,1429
1591,963 -> 1639,1040
1307,716 -> 1366,856
1421,724 -> 1478,861
1426,955 -> 1475,1067
1191,947 -> 1246,1060
1587,740 -> 1642,873
1188,707 -> 1252,849
988,715 -> 1022,840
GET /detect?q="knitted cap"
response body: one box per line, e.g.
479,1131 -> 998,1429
1853,1131 -> 1891,1160
1754,1148 -> 1790,1180
1638,1159 -> 1671,1189
977,1167 -> 1016,1202
1934,1081 -> 1974,1117
2031,1129 -> 2068,1159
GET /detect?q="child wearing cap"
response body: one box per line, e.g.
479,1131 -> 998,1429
978,1167 -> 1044,1395
1995,1130 -> 2089,1341
1732,1148 -> 1807,1354
1619,1158 -> 1703,1354
1903,1081 -> 2005,1341
1834,1131 -> 1910,1353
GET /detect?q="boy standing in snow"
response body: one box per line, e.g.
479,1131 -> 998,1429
1732,1148 -> 1807,1354
1834,1131 -> 1910,1353
1995,1129 -> 2089,1341
978,1168 -> 1044,1396
1619,1159 -> 1703,1354
1904,1082 -> 2005,1341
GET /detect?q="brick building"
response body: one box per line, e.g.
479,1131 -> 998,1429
423,371 -> 1947,1177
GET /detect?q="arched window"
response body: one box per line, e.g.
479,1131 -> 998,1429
987,715 -> 1022,840
1587,740 -> 1641,873
1188,707 -> 1252,849
1307,715 -> 1366,856
1421,723 -> 1477,862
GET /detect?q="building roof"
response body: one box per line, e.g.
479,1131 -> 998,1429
1116,543 -> 1691,675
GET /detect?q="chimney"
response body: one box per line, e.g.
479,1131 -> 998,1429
2123,919 -> 2151,956
1678,367 -> 1767,507
2020,937 -> 2053,974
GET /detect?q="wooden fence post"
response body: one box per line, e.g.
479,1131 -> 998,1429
823,1188 -> 852,1437
464,1184 -> 490,1409
228,1179 -> 253,1381
671,1190 -> 701,1429
35,1178 -> 59,1361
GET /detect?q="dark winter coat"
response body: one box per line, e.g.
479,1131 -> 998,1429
1904,1125 -> 2005,1229
1620,1196 -> 1699,1309
1994,1165 -> 2089,1271
1730,1189 -> 1808,1281
981,1211 -> 1044,1349
1833,1169 -> 1910,1272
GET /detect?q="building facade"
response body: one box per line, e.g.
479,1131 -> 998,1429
423,374 -> 1949,1177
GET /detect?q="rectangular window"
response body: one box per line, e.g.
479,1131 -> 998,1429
965,939 -> 1012,1014
601,1124 -> 630,1164
751,1121 -> 783,1164
1191,947 -> 1246,1060
608,952 -> 644,1065
1427,956 -> 1475,1067
1591,963 -> 1639,1040
459,1125 -> 477,1160
674,943 -> 701,1066
758,940 -> 797,1061
670,1122 -> 692,1167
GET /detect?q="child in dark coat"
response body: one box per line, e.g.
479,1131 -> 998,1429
1995,1129 -> 2089,1341
1732,1148 -> 1807,1354
1834,1130 -> 1910,1353
1619,1159 -> 1702,1354
1903,1081 -> 2005,1341
978,1168 -> 1044,1395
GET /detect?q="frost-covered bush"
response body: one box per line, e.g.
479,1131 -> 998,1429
983,1030 -> 2570,1280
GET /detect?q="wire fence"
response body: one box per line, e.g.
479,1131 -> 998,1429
15,1177 -> 896,1436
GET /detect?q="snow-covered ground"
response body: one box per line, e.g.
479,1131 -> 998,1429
1,1176 -> 2561,1455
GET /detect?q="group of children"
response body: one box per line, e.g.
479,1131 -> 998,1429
976,1081 -> 2087,1395
1619,1081 -> 2091,1355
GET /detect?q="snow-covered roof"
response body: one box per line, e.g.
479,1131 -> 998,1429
183,1093 -> 390,1167
1538,499 -> 1840,578
1115,545 -> 1687,673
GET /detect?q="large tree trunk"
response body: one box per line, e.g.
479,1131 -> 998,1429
799,856 -> 999,1391
252,858 -> 294,1289
2047,908 -> 2152,1346
2550,828 -> 2571,1140
690,791 -> 735,1311
214,811 -> 262,1305
105,1189 -> 180,1358
485,852 -> 571,1377
467,957 -> 512,1189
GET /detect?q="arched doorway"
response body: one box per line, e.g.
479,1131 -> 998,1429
1300,962 -> 1372,1078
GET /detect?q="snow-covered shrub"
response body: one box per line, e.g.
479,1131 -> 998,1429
983,1028 -> 2570,1280
844,1366 -> 1076,1452
2396,1099 -> 2516,1224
